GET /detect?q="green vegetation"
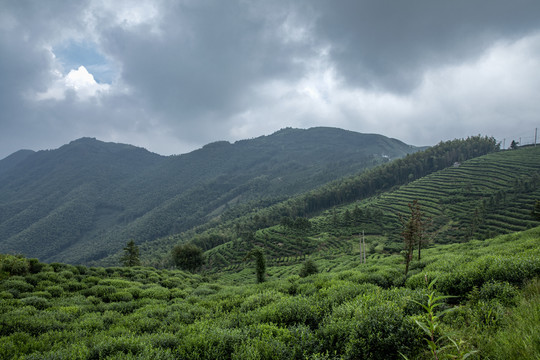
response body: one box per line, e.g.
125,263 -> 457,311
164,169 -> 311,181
400,200 -> 429,275
1,132 -> 539,358
121,240 -> 141,267
171,244 -> 204,272
0,128 -> 420,265
192,145 -> 539,273
1,227 -> 539,359
533,199 -> 540,220
244,247 -> 267,283
299,258 -> 319,278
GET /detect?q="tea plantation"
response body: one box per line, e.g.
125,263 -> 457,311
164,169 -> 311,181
2,226 -> 539,359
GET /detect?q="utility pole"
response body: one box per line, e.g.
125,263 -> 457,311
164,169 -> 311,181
359,233 -> 363,263
362,230 -> 366,263
535,128 -> 538,147
503,138 -> 505,149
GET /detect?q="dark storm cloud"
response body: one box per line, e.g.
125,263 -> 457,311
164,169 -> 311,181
99,1 -> 311,120
0,0 -> 539,158
306,0 -> 540,92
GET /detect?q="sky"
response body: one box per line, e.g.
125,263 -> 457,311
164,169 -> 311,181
1,0 -> 540,159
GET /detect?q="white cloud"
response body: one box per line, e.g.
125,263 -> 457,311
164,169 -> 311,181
37,65 -> 110,101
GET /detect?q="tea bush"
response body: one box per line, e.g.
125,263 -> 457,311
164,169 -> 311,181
470,280 -> 518,307
0,227 -> 539,359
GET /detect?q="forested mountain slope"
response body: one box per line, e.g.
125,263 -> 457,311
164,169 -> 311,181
0,127 -> 420,264
165,142 -> 539,273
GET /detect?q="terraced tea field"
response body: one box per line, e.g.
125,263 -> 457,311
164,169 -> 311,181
206,146 -> 540,277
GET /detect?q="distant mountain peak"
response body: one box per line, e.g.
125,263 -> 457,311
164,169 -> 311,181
0,149 -> 35,174
69,137 -> 98,144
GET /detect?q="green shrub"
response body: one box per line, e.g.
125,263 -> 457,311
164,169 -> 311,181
62,280 -> 86,292
240,290 -> 285,312
98,278 -> 134,288
126,286 -> 143,299
38,271 -> 60,283
145,332 -> 179,350
405,271 -> 445,289
108,291 -> 134,302
478,277 -> 540,359
0,254 -> 29,275
1,307 -> 64,336
160,277 -> 185,289
255,295 -> 322,328
299,259 -> 319,278
50,263 -> 66,272
46,285 -> 64,297
29,290 -> 52,299
75,264 -> 88,275
59,270 -> 74,279
140,286 -> 170,300
0,290 -> 14,299
87,334 -> 147,359
102,310 -> 122,328
192,286 -> 217,297
233,323 -> 294,359
166,302 -> 210,326
470,280 -> 518,307
320,302 -> 421,359
126,314 -> 162,334
175,323 -> 244,360
106,300 -> 138,315
169,288 -> 187,299
24,273 -> 40,286
78,312 -> 105,332
0,331 -> 36,359
485,256 -> 540,285
82,276 -> 101,285
2,279 -> 33,297
84,285 -> 117,299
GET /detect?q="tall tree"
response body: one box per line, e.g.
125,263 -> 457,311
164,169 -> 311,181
245,247 -> 266,283
172,243 -> 204,272
121,240 -> 141,267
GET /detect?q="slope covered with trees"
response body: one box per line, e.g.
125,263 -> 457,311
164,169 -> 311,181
168,142 -> 539,272
0,127 -> 420,264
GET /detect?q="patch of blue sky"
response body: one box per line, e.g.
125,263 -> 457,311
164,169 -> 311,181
53,41 -> 117,84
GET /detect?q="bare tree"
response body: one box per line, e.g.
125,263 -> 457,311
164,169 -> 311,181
399,200 -> 428,275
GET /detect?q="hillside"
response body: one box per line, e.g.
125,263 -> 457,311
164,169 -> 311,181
1,227 -> 539,359
0,127 -> 420,264
184,145 -> 539,273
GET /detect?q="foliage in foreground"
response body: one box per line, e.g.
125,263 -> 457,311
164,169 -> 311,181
1,226 -> 539,359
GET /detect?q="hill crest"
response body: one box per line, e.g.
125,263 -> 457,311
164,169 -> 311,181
0,127 -> 421,264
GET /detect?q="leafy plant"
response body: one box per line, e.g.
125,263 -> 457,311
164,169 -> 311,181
244,248 -> 266,283
405,277 -> 476,360
121,240 -> 141,267
171,243 -> 204,272
299,259 -> 318,277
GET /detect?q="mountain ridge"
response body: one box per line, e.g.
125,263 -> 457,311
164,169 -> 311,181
0,127 -> 421,264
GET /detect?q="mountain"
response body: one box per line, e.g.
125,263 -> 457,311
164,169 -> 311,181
0,149 -> 35,176
196,144 -> 539,273
0,127 -> 421,264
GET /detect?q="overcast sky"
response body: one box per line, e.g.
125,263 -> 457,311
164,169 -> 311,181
2,0 -> 540,159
